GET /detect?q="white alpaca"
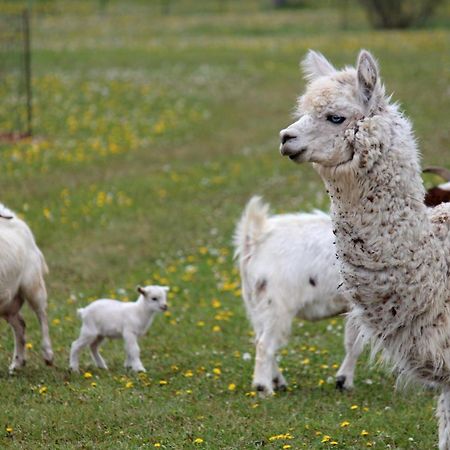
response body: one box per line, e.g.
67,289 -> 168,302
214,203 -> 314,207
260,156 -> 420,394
70,285 -> 169,373
234,196 -> 364,395
0,204 -> 53,373
280,49 -> 450,449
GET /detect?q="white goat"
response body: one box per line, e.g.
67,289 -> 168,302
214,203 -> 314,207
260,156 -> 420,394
234,196 -> 364,395
70,285 -> 169,373
0,203 -> 53,373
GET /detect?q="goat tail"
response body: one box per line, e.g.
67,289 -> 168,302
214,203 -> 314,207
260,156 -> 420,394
233,196 -> 270,262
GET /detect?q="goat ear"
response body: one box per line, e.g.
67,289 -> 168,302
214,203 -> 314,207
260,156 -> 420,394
162,286 -> 170,292
136,285 -> 145,295
301,50 -> 336,82
356,50 -> 379,105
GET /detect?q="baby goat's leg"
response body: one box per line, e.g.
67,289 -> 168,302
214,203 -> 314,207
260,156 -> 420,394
335,315 -> 364,390
26,282 -> 53,366
90,336 -> 108,369
70,329 -> 97,372
6,312 -> 26,374
123,331 -> 145,372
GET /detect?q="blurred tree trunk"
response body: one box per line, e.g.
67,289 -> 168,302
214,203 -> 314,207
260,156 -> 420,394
360,0 -> 444,28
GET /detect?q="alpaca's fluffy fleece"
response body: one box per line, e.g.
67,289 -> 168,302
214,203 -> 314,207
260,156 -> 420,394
0,204 -> 52,372
280,50 -> 450,448
234,196 -> 363,395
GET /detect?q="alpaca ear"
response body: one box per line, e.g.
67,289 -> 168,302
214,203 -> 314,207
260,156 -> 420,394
301,50 -> 336,82
356,50 -> 379,105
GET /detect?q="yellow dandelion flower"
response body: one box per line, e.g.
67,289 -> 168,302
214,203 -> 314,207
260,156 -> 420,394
184,370 -> 193,377
6,426 -> 13,433
154,443 -> 161,448
228,383 -> 236,391
39,386 -> 47,394
318,379 -> 325,386
193,437 -> 204,444
212,325 -> 221,332
330,441 -> 338,446
351,404 -> 359,410
321,435 -> 331,443
213,367 -> 221,375
283,446 -> 292,449
366,443 -> 373,447
211,298 -> 221,308
125,381 -> 133,388
159,380 -> 168,386
91,382 -> 97,388
52,318 -> 61,326
197,321 -> 205,327
83,372 -> 93,379
25,342 -> 33,350
301,358 -> 310,365
251,403 -> 259,408
315,431 -> 322,436
360,430 -> 369,437
245,391 -> 256,397
340,420 -> 350,428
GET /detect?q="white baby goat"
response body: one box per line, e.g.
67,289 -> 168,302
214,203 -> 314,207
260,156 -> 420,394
70,285 -> 169,373
234,196 -> 364,395
0,203 -> 53,373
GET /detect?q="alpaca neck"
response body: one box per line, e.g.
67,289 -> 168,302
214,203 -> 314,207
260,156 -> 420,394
320,110 -> 448,334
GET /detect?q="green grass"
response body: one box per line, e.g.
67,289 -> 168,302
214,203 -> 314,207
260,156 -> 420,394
0,1 -> 449,448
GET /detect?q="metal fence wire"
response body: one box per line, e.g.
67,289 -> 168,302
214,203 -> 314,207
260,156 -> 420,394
0,9 -> 32,140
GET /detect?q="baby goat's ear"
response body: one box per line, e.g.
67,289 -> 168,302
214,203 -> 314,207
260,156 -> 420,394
301,50 -> 336,82
162,286 -> 170,292
356,50 -> 380,105
136,285 -> 146,295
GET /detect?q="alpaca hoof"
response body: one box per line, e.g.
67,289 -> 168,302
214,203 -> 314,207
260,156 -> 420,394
336,375 -> 347,391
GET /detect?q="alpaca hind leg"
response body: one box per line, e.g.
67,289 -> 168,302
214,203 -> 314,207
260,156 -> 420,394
6,312 -> 26,374
336,315 -> 364,390
438,390 -> 450,450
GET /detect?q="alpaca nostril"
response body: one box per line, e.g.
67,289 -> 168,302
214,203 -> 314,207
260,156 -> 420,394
281,132 -> 296,145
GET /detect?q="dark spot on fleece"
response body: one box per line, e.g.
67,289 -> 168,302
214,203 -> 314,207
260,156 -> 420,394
309,277 -> 316,287
255,278 -> 267,294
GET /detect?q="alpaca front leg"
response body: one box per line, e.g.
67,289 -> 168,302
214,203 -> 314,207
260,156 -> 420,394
336,315 -> 364,390
123,332 -> 145,372
438,390 -> 450,450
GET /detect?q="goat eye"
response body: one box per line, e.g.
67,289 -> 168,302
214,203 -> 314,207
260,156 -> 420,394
327,115 -> 346,124
151,297 -> 158,301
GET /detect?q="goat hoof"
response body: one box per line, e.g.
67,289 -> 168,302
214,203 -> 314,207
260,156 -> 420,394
335,375 -> 347,391
45,358 -> 53,366
273,377 -> 287,392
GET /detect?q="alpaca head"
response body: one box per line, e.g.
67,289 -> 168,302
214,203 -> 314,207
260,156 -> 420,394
279,50 -> 387,174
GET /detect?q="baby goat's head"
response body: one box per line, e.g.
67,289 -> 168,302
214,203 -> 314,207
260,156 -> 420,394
137,285 -> 169,312
280,50 -> 386,173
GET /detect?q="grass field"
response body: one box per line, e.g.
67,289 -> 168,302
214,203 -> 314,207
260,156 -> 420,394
0,1 -> 449,448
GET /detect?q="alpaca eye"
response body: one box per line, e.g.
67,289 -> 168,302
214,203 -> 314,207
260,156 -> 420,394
327,115 -> 346,124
